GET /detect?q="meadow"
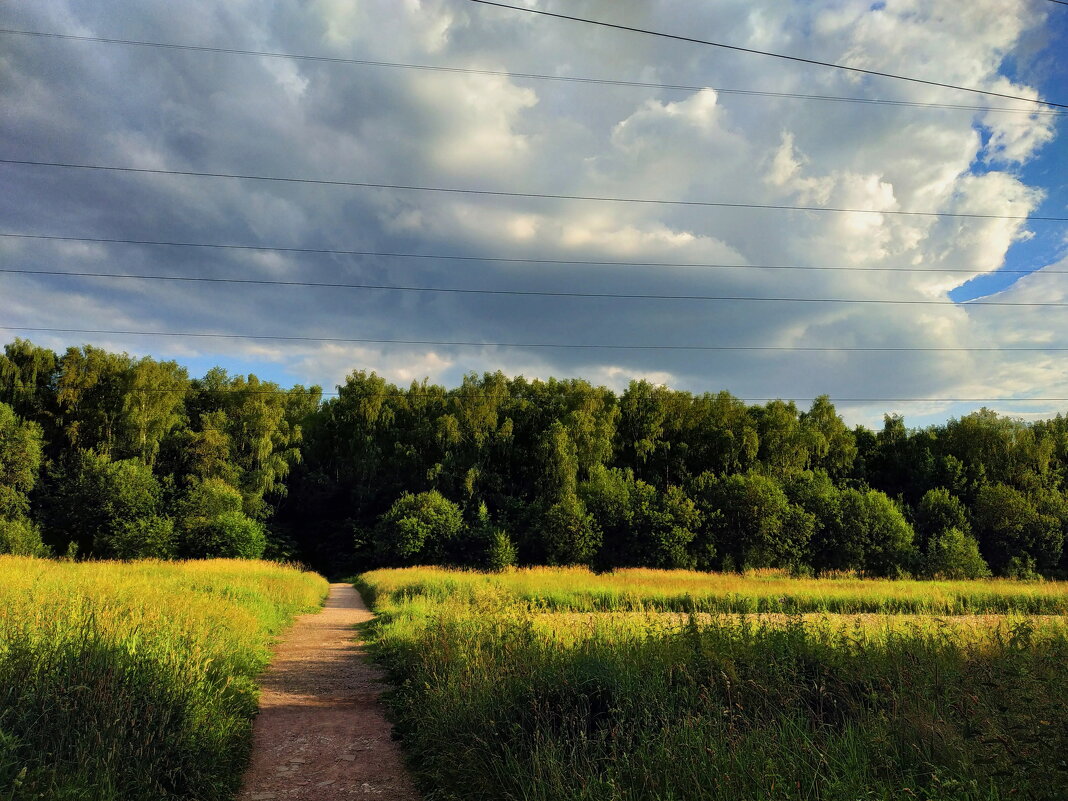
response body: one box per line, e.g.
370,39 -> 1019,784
358,566 -> 1068,615
358,567 -> 1068,801
0,557 -> 328,801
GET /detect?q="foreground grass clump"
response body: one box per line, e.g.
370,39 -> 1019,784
359,565 -> 1068,615
0,557 -> 327,801
359,567 -> 1068,801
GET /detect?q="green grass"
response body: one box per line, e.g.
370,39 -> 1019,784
358,567 -> 1068,801
0,556 -> 328,801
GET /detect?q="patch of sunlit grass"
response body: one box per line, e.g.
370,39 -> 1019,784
0,556 -> 328,801
358,566 -> 1068,801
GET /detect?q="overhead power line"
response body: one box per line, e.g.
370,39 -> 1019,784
30,386 -> 1068,406
466,0 -> 1068,110
0,28 -> 1058,115
1,265 -> 1063,307
4,325 -> 1068,353
4,232 -> 1067,276
3,159 -> 1063,222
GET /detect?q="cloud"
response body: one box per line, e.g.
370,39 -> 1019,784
0,0 -> 1063,428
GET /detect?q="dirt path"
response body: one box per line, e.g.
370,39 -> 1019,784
238,583 -> 421,800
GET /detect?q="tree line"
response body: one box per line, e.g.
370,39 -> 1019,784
3,337 -> 1067,579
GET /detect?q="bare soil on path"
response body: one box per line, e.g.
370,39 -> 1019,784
238,583 -> 421,801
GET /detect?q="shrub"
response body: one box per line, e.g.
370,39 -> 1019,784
915,488 -> 970,546
694,472 -> 813,570
924,527 -> 991,580
42,450 -> 161,556
484,530 -> 518,572
109,515 -> 177,560
179,477 -> 243,523
839,489 -> 917,577
375,490 -> 464,565
0,517 -> 49,557
540,495 -> 601,566
973,484 -> 1063,575
183,511 -> 266,559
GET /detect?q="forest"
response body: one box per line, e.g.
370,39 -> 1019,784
3,336 -> 1068,579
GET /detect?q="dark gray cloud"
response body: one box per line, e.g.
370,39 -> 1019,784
1,0 -> 1063,427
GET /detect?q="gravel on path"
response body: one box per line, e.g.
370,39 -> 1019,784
238,583 -> 421,800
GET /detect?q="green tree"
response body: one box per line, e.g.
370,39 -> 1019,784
923,527 -> 990,579
0,339 -> 58,424
538,421 -> 579,501
617,380 -> 670,481
465,502 -> 517,571
0,402 -> 43,520
185,370 -> 314,518
41,450 -> 161,556
375,490 -> 464,564
800,396 -> 857,478
838,489 -> 916,577
0,517 -> 48,556
581,467 -> 700,569
784,471 -> 844,572
687,391 -> 759,477
754,400 -> 809,477
914,488 -> 970,550
121,356 -> 189,465
539,494 -> 601,566
695,472 -> 814,570
110,515 -> 177,560
972,483 -> 1062,574
183,511 -> 266,559
178,476 -> 244,523
54,345 -> 133,456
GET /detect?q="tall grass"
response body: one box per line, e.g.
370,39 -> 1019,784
359,566 -> 1068,615
359,567 -> 1068,801
0,557 -> 328,801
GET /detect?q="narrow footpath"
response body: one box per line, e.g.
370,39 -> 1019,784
239,583 -> 421,800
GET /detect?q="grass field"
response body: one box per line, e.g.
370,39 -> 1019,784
0,556 -> 328,801
358,566 -> 1068,615
358,567 -> 1068,801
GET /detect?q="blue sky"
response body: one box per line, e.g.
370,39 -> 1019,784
2,0 -> 1067,428
951,7 -> 1068,303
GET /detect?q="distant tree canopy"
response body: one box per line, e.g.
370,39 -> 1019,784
0,339 -> 314,560
6,337 -> 1068,578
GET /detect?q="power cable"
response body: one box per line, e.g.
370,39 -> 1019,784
4,325 -> 1068,352
15,385 -> 1068,405
1,265 -> 1063,307
0,27 -> 1059,115
3,232 -> 1065,275
466,0 -> 1068,110
2,159 -> 1062,221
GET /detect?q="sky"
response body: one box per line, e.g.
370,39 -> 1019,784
1,0 -> 1067,429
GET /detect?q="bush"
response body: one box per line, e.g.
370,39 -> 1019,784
179,477 -> 243,523
839,489 -> 917,577
109,515 -> 177,560
540,495 -> 601,566
915,488 -> 970,547
464,503 -> 517,571
42,451 -> 162,556
924,527 -> 991,580
1005,554 -> 1043,581
973,484 -> 1063,575
0,517 -> 49,557
375,490 -> 464,564
694,472 -> 813,570
484,530 -> 518,572
183,511 -> 266,559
